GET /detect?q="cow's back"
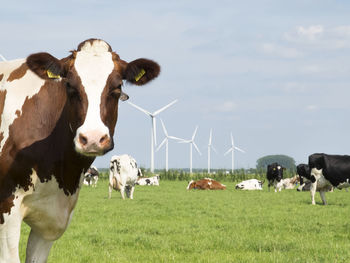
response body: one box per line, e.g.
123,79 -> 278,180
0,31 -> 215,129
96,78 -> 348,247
322,154 -> 350,187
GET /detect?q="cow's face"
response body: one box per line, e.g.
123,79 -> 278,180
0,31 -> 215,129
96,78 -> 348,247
27,39 -> 160,157
186,180 -> 196,190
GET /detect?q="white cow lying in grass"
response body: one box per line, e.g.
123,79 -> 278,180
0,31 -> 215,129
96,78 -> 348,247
109,155 -> 141,199
235,179 -> 263,190
276,176 -> 299,190
136,175 -> 160,186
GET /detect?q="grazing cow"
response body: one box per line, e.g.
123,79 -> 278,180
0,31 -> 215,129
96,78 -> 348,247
186,178 -> 226,190
0,39 -> 160,262
235,179 -> 263,190
83,166 -> 99,187
266,163 -> 285,192
296,163 -> 333,193
306,153 -> 350,205
137,175 -> 160,186
109,155 -> 141,199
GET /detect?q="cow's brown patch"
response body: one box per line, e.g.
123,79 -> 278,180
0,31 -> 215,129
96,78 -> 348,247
0,90 -> 7,127
0,74 -> 3,81
0,195 -> 15,224
7,63 -> 28,82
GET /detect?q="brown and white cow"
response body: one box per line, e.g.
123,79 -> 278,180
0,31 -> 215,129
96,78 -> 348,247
0,39 -> 160,263
186,178 -> 226,190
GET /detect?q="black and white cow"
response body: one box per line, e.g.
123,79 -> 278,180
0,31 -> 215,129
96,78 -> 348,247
83,166 -> 99,187
136,175 -> 160,186
297,163 -> 333,193
266,163 -> 285,192
307,153 -> 350,205
108,155 -> 141,199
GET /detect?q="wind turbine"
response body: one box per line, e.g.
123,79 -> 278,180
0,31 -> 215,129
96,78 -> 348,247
224,132 -> 245,173
0,54 -> 7,61
178,126 -> 201,174
207,129 -> 217,174
156,119 -> 183,171
127,99 -> 178,173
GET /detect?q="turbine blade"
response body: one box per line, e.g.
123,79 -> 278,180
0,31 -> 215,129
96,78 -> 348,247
152,117 -> 157,146
234,146 -> 245,153
224,147 -> 233,156
209,129 -> 212,145
127,101 -> 152,116
168,136 -> 184,141
192,126 -> 199,141
160,119 -> 168,136
178,140 -> 190,144
0,54 -> 7,61
153,99 -> 178,116
211,145 -> 218,154
231,132 -> 234,146
193,142 -> 202,156
156,138 -> 167,152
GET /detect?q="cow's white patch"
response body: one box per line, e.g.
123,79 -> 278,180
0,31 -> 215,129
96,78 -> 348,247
0,59 -> 45,151
74,40 -> 114,140
21,169 -> 82,241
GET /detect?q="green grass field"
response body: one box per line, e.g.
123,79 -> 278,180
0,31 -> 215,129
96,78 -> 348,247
19,180 -> 350,262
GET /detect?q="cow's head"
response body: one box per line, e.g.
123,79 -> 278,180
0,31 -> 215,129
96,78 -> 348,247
186,180 -> 196,190
26,39 -> 160,157
267,163 -> 285,182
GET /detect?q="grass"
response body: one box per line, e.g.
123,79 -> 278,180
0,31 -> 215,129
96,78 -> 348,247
19,180 -> 350,262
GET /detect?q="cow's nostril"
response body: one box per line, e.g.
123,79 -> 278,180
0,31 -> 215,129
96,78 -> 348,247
79,134 -> 88,146
100,134 -> 109,144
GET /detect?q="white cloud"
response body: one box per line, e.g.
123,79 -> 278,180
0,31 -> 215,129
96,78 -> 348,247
261,43 -> 303,58
306,105 -> 319,111
215,101 -> 237,113
284,25 -> 324,43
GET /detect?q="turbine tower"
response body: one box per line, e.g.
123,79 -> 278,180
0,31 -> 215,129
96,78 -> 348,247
224,132 -> 245,173
156,119 -> 183,171
207,129 -> 217,174
178,126 -> 201,173
0,54 -> 7,61
127,99 -> 178,173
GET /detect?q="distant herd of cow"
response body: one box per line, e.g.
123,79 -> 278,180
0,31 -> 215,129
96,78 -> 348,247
87,153 -> 350,208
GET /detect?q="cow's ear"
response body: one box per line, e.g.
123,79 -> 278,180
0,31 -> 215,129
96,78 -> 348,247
124,58 -> 160,86
27,52 -> 64,80
120,91 -> 129,101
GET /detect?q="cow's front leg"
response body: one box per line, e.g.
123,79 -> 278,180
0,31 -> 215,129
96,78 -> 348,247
25,230 -> 54,263
0,209 -> 22,263
310,182 -> 317,205
319,191 -> 327,205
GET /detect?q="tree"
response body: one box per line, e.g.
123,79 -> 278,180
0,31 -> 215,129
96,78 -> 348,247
256,155 -> 296,171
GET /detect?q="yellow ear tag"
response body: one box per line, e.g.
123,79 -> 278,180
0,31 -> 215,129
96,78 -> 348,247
135,69 -> 146,82
47,70 -> 60,79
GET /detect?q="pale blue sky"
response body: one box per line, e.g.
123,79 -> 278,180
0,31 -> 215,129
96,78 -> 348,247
2,0 -> 350,169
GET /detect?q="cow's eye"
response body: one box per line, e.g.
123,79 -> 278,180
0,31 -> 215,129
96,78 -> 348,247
66,82 -> 80,100
108,84 -> 122,98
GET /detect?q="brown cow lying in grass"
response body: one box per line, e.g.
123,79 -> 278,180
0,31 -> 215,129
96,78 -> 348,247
186,178 -> 226,190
